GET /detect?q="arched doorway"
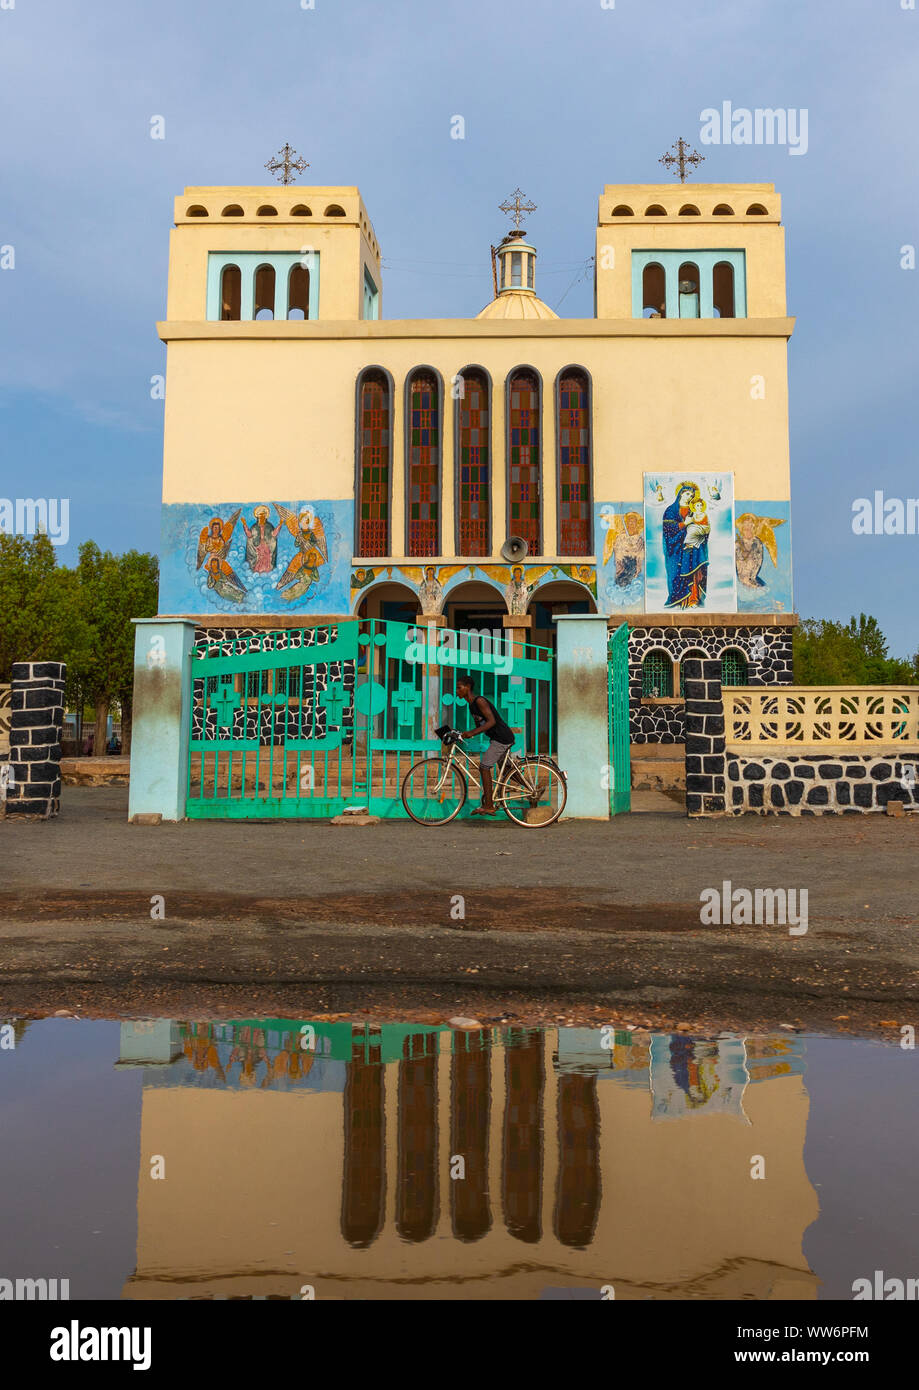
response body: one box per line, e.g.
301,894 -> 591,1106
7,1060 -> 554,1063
444,580 -> 507,637
528,580 -> 597,651
354,580 -> 419,624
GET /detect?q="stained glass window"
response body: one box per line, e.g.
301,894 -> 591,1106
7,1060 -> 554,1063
457,371 -> 489,556
358,371 -> 390,555
406,372 -> 440,556
507,371 -> 541,553
557,371 -> 591,555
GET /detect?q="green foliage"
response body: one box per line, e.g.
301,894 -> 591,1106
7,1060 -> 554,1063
793,613 -> 918,685
0,535 -> 158,709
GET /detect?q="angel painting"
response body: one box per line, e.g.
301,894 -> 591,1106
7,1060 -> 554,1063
480,563 -> 556,615
196,510 -> 246,604
274,503 -> 328,603
602,510 -> 645,589
241,505 -> 282,574
400,564 -> 468,616
735,513 -> 786,591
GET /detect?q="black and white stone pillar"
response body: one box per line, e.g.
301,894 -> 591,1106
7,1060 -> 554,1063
683,656 -> 726,816
6,661 -> 66,818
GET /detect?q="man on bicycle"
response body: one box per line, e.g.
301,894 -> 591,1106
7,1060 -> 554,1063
455,675 -> 515,817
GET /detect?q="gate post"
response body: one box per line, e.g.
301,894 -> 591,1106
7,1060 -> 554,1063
128,617 -> 197,823
555,614 -> 610,820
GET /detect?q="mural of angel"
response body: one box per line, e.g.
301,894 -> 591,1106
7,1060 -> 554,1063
480,563 -> 556,615
735,513 -> 786,590
196,509 -> 241,572
602,510 -> 645,588
241,505 -> 282,574
204,554 -> 247,604
274,503 -> 328,603
401,564 -> 468,615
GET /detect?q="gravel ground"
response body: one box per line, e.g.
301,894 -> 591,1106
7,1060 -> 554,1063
1,786 -> 916,1035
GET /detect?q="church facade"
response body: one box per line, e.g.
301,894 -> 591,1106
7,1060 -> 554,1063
155,179 -> 796,756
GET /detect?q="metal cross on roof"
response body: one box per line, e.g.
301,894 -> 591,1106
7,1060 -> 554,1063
265,143 -> 309,185
499,188 -> 537,230
659,137 -> 705,183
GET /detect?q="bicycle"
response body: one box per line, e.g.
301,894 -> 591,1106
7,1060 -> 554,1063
400,726 -> 567,828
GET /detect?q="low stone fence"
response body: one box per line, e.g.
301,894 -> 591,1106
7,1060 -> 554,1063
683,660 -> 919,817
4,662 -> 66,818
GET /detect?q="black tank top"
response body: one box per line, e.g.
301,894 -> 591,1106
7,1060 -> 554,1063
472,695 -> 514,745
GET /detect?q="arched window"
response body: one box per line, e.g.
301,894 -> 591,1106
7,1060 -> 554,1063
254,265 -> 275,319
721,648 -> 749,686
713,261 -> 735,318
456,368 -> 490,556
642,650 -> 673,698
324,204 -> 346,217
287,264 -> 310,319
712,203 -> 734,216
678,261 -> 700,318
642,263 -> 666,317
644,204 -> 667,216
186,205 -> 208,217
256,205 -> 278,217
747,203 -> 768,216
611,205 -> 634,216
679,648 -> 706,697
678,204 -> 701,216
220,265 -> 241,321
507,369 -> 541,553
557,369 -> 591,555
405,370 -> 441,556
221,204 -> 244,217
357,370 -> 391,555
291,204 -> 312,216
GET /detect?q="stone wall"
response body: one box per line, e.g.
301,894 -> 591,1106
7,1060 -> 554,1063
727,754 -> 919,815
682,657 -> 727,816
5,662 -> 66,818
628,624 -> 793,744
682,659 -> 919,816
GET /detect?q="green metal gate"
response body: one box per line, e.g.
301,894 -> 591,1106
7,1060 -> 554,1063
607,622 -> 631,815
186,618 -> 555,820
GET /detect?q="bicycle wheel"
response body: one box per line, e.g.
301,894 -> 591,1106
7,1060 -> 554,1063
499,755 -> 567,827
401,757 -> 467,826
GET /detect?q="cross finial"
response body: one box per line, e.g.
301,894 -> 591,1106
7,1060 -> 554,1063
499,187 -> 537,231
265,143 -> 309,185
659,137 -> 705,183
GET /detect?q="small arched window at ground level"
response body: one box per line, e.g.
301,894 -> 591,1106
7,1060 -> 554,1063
220,264 -> 241,320
254,265 -> 275,320
679,649 -> 707,698
678,261 -> 700,318
642,650 -> 673,698
713,261 -> 735,318
642,262 -> 666,317
287,264 -> 310,319
721,648 -> 749,686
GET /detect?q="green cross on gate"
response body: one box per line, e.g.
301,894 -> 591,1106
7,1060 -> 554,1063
500,684 -> 532,727
392,683 -> 423,726
319,681 -> 348,727
209,682 -> 241,729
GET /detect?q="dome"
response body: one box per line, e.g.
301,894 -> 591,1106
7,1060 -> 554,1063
476,291 -> 558,320
476,231 -> 557,319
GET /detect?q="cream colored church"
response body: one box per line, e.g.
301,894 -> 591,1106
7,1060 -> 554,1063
156,176 -> 797,756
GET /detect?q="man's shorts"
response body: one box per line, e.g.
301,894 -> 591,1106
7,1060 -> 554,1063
480,739 -> 514,769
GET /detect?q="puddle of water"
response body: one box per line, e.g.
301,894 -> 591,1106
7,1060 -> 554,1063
0,1019 -> 915,1301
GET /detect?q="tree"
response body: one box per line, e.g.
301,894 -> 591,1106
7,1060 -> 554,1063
793,614 -> 918,685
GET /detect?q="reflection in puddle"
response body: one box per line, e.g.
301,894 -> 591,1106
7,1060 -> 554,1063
1,1020 -> 916,1300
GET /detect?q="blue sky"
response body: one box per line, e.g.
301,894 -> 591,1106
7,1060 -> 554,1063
1,0 -> 916,654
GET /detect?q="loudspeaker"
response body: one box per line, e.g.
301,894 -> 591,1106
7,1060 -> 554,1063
500,535 -> 529,564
